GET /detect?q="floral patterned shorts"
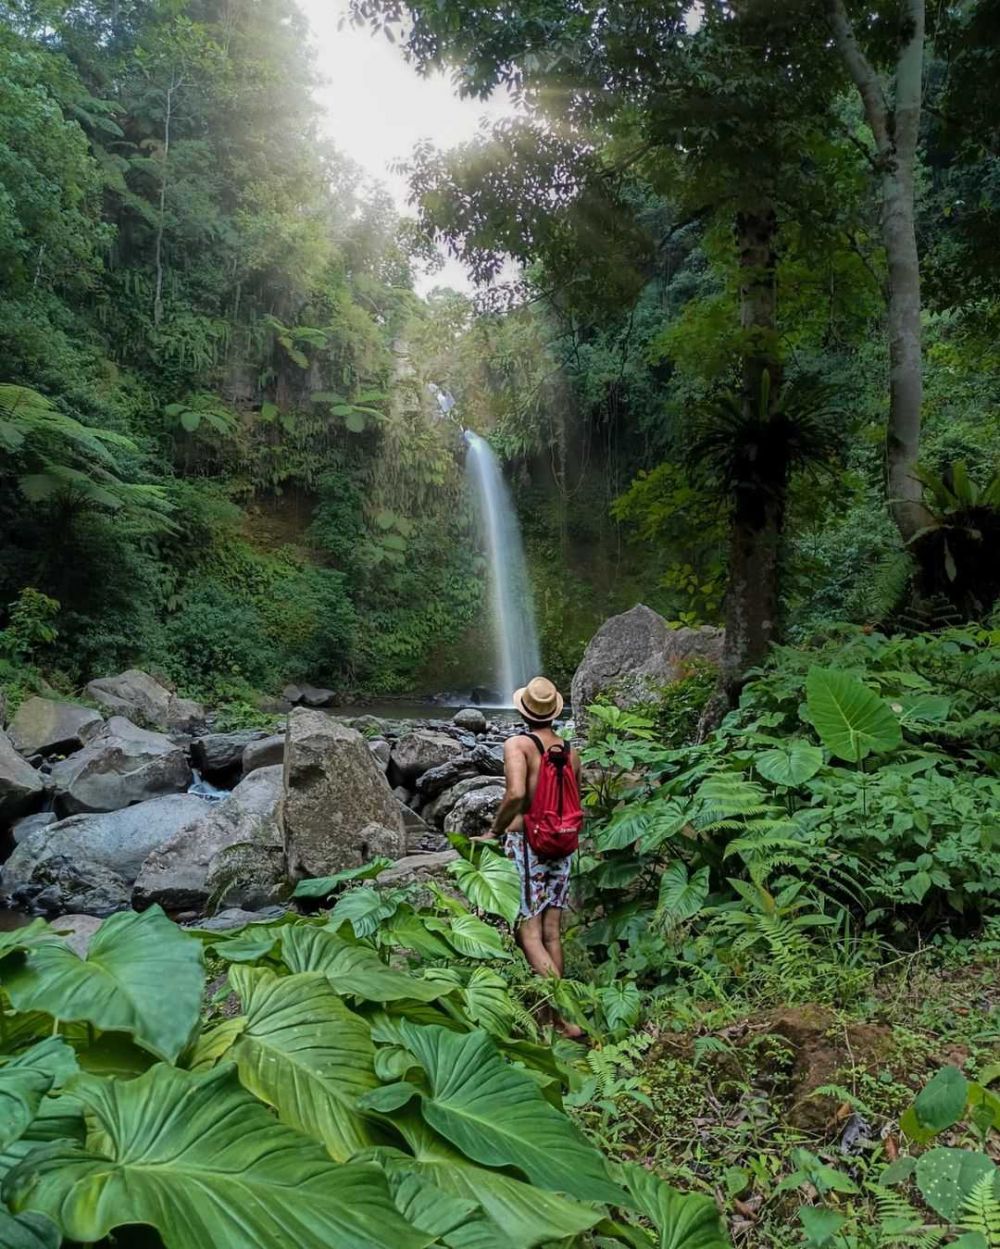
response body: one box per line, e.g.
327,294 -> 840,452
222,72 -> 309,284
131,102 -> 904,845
505,831 -> 573,920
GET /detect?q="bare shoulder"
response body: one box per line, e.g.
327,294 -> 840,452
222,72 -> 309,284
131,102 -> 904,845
502,735 -> 529,757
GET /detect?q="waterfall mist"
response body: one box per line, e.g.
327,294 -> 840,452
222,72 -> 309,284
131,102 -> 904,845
464,432 -> 542,701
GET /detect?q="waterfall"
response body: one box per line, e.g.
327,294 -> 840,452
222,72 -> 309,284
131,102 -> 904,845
464,431 -> 542,701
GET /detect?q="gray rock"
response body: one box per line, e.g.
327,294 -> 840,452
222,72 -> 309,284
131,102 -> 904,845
425,775 -> 504,828
453,707 -> 487,734
282,684 -> 303,704
443,786 -> 505,837
0,731 -> 45,823
351,715 -> 387,737
49,717 -> 193,815
8,698 -> 103,758
11,811 -> 56,845
85,669 -> 205,733
283,709 -> 405,879
376,849 -> 460,889
369,738 -> 391,769
50,913 -> 103,957
192,730 -> 267,778
2,793 -> 210,915
133,766 -> 286,913
570,605 -> 724,735
297,685 -> 336,709
469,742 -> 505,776
242,734 -> 284,775
390,730 -> 466,785
192,905 -> 287,931
415,759 -> 477,798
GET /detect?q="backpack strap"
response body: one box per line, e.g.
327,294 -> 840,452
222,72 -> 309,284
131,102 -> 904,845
523,732 -> 546,755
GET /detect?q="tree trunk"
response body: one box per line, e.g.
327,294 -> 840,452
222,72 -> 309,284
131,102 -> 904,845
699,203 -> 783,732
828,0 -> 930,543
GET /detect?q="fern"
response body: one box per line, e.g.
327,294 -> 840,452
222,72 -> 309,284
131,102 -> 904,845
871,1187 -> 947,1249
961,1173 -> 1000,1248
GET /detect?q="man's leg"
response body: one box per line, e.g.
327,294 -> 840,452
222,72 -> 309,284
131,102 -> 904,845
541,907 -> 564,976
517,913 -> 560,978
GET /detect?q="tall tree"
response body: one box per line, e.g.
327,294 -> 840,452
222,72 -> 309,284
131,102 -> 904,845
826,0 -> 931,544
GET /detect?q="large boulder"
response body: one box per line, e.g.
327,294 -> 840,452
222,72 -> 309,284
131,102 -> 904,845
571,604 -> 724,734
2,793 -> 211,915
376,850 -> 459,889
390,730 -> 465,785
283,709 -> 405,879
8,698 -> 103,758
415,759 -> 477,798
242,734 -> 284,776
453,707 -> 487,735
425,775 -> 503,829
11,812 -> 56,845
192,730 -> 268,780
49,717 -> 193,815
0,731 -> 45,824
85,669 -> 205,733
443,785 -> 504,837
133,766 -> 286,913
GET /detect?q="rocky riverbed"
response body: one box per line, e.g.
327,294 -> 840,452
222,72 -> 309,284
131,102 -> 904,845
0,668 -> 525,929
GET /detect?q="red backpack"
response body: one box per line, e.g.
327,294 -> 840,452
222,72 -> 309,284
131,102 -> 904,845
523,733 -> 584,859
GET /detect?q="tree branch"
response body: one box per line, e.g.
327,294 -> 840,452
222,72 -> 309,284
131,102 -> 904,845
827,0 -> 893,157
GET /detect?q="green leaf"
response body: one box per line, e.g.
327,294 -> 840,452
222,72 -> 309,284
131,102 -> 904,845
293,859 -> 394,898
754,741 -> 823,787
621,1162 -> 731,1249
797,1206 -> 845,1246
0,1204 -> 60,1249
3,1064 -> 432,1249
429,914 -> 510,961
911,1066 -> 969,1137
281,925 -> 454,1002
178,410 -> 201,432
657,863 -> 710,923
805,667 -> 902,762
394,1021 -> 624,1206
448,849 -> 521,926
914,1147 -> 998,1222
377,908 -> 457,961
226,967 -> 380,1161
0,908 -> 204,1063
260,400 -> 278,422
458,967 -> 519,1036
382,1124 -> 604,1249
599,981 -> 641,1035
328,887 -> 400,938
345,411 -> 368,433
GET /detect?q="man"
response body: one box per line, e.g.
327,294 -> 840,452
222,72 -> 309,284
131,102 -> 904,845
477,676 -> 584,1035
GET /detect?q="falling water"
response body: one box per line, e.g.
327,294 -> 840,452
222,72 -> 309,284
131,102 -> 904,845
464,431 -> 542,701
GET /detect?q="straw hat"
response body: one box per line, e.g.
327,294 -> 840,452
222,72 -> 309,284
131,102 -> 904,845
513,676 -> 564,722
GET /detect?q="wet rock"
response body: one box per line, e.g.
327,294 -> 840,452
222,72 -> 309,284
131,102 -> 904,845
571,605 -> 724,735
390,730 -> 466,785
192,730 -> 268,780
49,717 -> 192,815
192,905 -> 287,931
376,849 -> 459,888
51,913 -> 103,957
85,669 -> 205,733
11,811 -> 56,845
453,707 -> 487,734
8,698 -> 103,758
443,785 -> 504,837
415,759 -> 477,798
296,685 -> 337,709
283,709 -> 404,879
133,765 -> 287,913
469,742 -> 505,775
369,738 -> 391,769
242,734 -> 284,775
0,730 -> 45,823
425,775 -> 503,828
2,793 -> 210,915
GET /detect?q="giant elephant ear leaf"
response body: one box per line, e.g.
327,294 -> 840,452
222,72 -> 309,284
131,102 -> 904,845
226,966 -> 381,1161
0,907 -> 204,1063
621,1162 -> 732,1249
0,1040 -> 78,1151
448,848 -> 521,925
805,667 -> 902,762
394,1021 -> 625,1207
280,925 -> 454,1003
0,1203 -> 60,1249
754,741 -> 823,787
3,1064 -> 433,1249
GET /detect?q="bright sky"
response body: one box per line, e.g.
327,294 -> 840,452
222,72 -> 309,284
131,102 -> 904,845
296,0 -> 516,295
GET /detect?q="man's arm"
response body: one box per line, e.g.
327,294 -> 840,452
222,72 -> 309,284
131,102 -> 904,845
477,739 -> 527,841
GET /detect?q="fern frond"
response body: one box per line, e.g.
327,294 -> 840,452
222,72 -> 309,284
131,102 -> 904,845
961,1173 -> 1000,1247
